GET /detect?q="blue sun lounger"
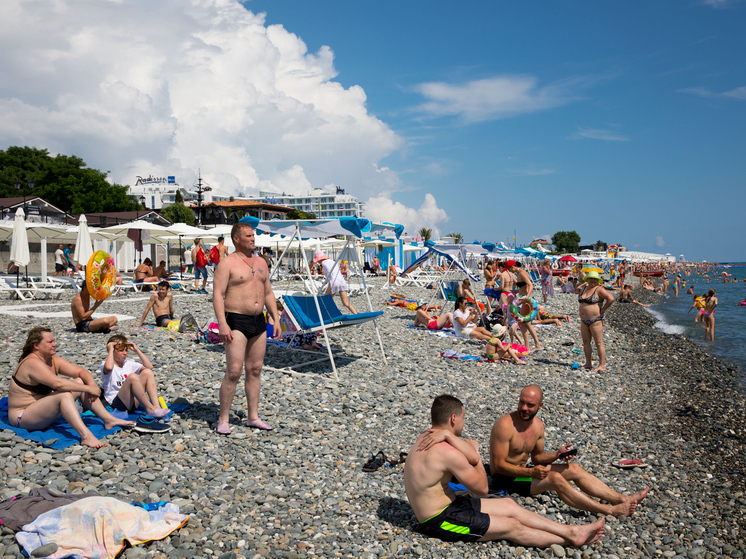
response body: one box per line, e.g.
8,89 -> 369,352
282,294 -> 383,332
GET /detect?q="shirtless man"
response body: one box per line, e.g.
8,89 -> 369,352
489,385 -> 649,517
71,282 -> 118,333
136,281 -> 174,327
617,285 -> 650,308
152,260 -> 171,279
213,222 -> 281,434
404,395 -> 605,547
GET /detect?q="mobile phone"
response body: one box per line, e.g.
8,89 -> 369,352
559,447 -> 578,460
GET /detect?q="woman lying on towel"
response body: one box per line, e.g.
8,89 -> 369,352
8,326 -> 134,448
532,305 -> 573,327
413,307 -> 454,330
386,297 -> 442,312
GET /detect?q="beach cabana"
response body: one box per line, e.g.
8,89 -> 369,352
239,216 -> 402,379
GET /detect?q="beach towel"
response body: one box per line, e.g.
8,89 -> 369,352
16,496 -> 189,559
440,349 -> 494,362
407,324 -> 458,338
0,488 -> 98,532
0,397 -> 123,450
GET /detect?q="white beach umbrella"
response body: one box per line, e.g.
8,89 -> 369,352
73,214 -> 94,266
9,208 -> 30,267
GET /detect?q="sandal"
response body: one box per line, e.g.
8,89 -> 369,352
387,452 -> 408,467
362,451 -> 387,472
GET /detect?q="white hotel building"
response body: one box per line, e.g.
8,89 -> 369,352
254,187 -> 364,219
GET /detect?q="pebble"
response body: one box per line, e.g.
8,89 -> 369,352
0,277 -> 743,558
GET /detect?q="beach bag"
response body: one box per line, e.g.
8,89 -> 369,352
209,246 -> 220,264
166,320 -> 180,332
179,313 -> 200,333
195,248 -> 208,268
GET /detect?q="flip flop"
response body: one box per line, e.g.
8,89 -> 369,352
216,421 -> 232,435
612,458 -> 648,469
363,451 -> 387,472
245,418 -> 274,430
387,452 -> 408,467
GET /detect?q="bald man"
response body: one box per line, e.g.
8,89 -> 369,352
489,385 -> 649,517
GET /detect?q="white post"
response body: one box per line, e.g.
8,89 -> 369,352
40,237 -> 48,281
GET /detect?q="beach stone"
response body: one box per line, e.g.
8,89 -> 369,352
31,543 -> 58,557
551,544 -> 566,557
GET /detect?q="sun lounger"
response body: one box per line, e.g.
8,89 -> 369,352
281,294 -> 383,333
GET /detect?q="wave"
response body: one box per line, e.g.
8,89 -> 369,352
645,308 -> 685,335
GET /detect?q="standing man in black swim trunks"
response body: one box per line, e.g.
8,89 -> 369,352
213,221 -> 281,435
489,385 -> 649,517
404,394 -> 606,548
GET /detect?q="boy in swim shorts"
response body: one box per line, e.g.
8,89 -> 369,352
136,281 -> 174,327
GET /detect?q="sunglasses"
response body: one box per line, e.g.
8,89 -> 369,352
114,343 -> 133,351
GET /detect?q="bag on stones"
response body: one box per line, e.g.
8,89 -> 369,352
179,313 -> 200,333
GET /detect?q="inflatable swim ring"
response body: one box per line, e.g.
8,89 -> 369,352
86,250 -> 116,301
510,343 -> 529,357
388,266 -> 397,284
739,301 -> 746,306
508,294 -> 538,322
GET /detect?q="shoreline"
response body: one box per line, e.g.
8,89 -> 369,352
0,280 -> 744,558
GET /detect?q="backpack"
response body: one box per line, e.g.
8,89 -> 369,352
209,246 -> 220,264
195,247 -> 208,268
179,313 -> 200,333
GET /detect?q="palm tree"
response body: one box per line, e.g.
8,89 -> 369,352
418,227 -> 432,241
448,232 -> 464,244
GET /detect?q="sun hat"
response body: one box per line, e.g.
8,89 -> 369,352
312,251 -> 328,263
415,299 -> 426,308
491,324 -> 507,339
583,270 -> 602,283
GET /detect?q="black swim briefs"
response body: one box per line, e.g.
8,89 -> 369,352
489,473 -> 534,497
155,314 -> 173,327
417,495 -> 490,542
225,312 -> 266,340
76,320 -> 92,333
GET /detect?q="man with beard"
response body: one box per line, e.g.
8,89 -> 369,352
489,385 -> 649,517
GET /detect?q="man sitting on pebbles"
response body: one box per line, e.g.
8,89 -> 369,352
71,281 -> 118,333
404,394 -> 606,547
489,385 -> 649,517
136,281 -> 175,327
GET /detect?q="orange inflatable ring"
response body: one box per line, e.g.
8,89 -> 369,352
388,266 -> 397,284
86,250 -> 116,301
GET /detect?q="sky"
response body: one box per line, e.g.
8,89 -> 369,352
1,0 -> 744,261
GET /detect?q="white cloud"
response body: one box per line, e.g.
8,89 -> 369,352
679,86 -> 746,100
413,75 -> 586,124
656,236 -> 665,247
571,127 -> 630,142
365,193 -> 448,237
0,0 -> 402,199
701,0 -> 741,8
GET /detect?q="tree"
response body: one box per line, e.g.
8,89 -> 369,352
551,230 -> 581,253
161,201 -> 195,225
418,227 -> 432,241
287,209 -> 316,219
0,146 -> 138,213
447,232 -> 464,244
595,240 -> 608,251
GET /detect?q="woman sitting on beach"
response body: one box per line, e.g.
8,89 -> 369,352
134,258 -> 158,284
8,326 -> 134,448
701,289 -> 717,341
577,271 -> 614,372
453,297 -> 493,341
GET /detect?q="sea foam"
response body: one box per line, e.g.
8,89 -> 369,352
646,308 -> 685,335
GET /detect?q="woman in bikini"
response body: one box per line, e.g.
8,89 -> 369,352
413,307 -> 454,331
8,327 -> 134,448
134,258 -> 159,284
701,289 -> 717,341
577,271 -> 614,372
513,262 -> 542,352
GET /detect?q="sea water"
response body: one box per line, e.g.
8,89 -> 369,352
646,264 -> 746,389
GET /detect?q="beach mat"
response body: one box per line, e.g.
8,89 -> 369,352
0,398 -> 190,449
0,397 -> 124,450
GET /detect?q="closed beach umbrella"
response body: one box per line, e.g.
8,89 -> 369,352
9,208 -> 30,285
74,214 -> 94,267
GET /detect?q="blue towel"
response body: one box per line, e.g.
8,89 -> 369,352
0,398 -> 190,449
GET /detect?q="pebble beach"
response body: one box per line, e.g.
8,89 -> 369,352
0,277 -> 744,559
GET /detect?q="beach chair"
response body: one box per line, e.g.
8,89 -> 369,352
276,294 -> 384,378
0,278 -> 36,300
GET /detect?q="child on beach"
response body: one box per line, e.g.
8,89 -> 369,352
688,294 -> 706,323
136,281 -> 174,327
100,334 -> 170,418
484,326 -> 526,365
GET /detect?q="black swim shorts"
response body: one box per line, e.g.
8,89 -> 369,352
489,474 -> 533,497
155,314 -> 173,327
76,320 -> 92,333
225,312 -> 266,340
417,495 -> 490,542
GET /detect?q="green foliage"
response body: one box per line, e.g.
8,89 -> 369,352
174,190 -> 184,204
161,201 -> 195,225
447,232 -> 464,244
595,240 -> 608,251
0,146 -> 138,213
418,227 -> 432,241
287,209 -> 317,219
551,230 -> 581,253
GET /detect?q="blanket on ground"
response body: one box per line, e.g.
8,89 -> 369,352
0,488 -> 98,532
16,497 -> 189,559
0,397 -> 122,450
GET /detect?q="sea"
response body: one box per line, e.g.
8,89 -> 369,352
645,263 -> 746,391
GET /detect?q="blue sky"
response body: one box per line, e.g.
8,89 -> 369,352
0,0 -> 744,261
250,0 -> 746,261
